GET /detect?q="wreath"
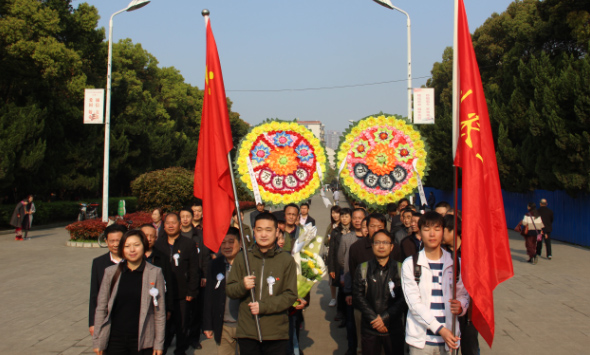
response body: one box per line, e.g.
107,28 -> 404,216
336,115 -> 429,207
236,120 -> 327,206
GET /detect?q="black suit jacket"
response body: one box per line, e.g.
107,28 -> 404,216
154,234 -> 200,299
148,247 -> 176,312
89,252 -> 115,327
302,215 -> 316,227
202,256 -> 230,344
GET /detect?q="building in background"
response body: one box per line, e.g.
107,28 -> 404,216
297,120 -> 325,145
325,130 -> 342,150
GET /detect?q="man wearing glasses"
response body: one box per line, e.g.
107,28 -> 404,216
352,229 -> 407,355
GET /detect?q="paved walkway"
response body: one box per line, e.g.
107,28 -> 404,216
0,192 -> 587,354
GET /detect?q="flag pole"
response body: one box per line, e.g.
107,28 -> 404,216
227,152 -> 263,342
200,9 -> 262,342
451,0 -> 460,352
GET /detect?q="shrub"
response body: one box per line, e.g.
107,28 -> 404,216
65,211 -> 152,240
131,167 -> 195,212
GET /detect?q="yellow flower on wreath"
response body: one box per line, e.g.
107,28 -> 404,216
394,190 -> 404,200
376,195 -> 387,205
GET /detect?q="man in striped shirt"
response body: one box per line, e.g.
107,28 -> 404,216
401,212 -> 470,355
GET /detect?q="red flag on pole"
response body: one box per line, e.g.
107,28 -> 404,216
194,16 -> 235,253
453,0 -> 514,347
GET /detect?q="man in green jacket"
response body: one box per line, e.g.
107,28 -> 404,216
227,212 -> 298,354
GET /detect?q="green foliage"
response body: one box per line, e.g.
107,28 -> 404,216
0,0 -> 249,200
131,167 -> 195,213
424,0 -> 590,194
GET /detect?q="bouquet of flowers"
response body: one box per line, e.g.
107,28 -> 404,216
292,223 -> 327,302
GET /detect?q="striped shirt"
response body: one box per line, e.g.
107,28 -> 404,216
425,259 -> 445,345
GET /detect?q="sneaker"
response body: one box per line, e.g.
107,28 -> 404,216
548,255 -> 552,260
328,299 -> 337,307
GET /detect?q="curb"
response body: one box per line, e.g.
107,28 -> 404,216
65,240 -> 103,248
0,222 -> 72,236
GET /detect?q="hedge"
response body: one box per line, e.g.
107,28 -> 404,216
0,197 -> 138,229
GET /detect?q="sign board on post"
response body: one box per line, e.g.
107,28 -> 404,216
83,89 -> 105,124
413,88 -> 435,124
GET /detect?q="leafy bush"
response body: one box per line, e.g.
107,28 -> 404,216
131,167 -> 195,212
65,211 -> 152,240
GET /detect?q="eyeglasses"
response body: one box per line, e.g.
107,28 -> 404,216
372,241 -> 392,246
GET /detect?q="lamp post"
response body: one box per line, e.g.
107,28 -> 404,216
102,0 -> 151,222
372,0 -> 412,123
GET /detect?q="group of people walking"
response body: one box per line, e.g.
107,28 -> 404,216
84,191 -> 554,355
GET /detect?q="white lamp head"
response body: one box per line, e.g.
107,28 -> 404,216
372,0 -> 394,10
126,0 -> 150,12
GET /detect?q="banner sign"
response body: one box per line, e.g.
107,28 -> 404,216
413,88 -> 435,124
83,89 -> 104,124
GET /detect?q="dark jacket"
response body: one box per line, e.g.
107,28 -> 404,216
347,237 -> 375,295
202,256 -> 233,345
10,201 -> 26,228
89,252 -> 116,327
189,228 -> 212,280
537,206 -> 554,233
301,215 -> 316,227
226,245 -> 298,341
283,226 -> 299,254
147,248 -> 176,313
352,257 -> 407,336
327,225 -> 346,275
393,233 -> 420,263
154,234 -> 199,299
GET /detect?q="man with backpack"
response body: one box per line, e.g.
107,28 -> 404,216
401,212 -> 469,354
352,229 -> 407,354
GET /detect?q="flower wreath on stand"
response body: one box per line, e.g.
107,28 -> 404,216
336,115 -> 430,208
236,119 -> 327,207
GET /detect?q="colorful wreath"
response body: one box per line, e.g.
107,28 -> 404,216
336,115 -> 429,207
236,120 -> 327,206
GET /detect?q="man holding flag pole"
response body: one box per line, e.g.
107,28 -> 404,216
451,0 -> 515,352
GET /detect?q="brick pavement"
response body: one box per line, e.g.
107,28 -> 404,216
0,192 -> 587,354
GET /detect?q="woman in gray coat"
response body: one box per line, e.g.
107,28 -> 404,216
93,230 -> 166,355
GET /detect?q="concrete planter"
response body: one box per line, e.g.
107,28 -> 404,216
66,240 -> 100,248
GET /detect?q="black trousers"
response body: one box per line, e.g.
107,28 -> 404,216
106,333 -> 153,355
361,332 -> 393,355
238,338 -> 288,355
164,299 -> 190,355
189,287 -> 205,345
536,232 -> 552,257
459,314 -> 480,355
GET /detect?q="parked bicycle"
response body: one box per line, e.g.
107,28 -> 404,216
78,202 -> 99,221
97,216 -> 134,248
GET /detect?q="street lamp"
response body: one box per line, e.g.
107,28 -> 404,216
372,0 -> 412,123
102,0 -> 150,222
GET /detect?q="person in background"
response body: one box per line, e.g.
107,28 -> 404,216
328,208 -> 352,323
427,192 -> 436,209
385,203 -> 397,232
154,213 -> 199,355
434,202 -> 451,216
537,198 -> 553,260
394,207 -> 414,246
89,224 -> 126,336
203,227 -> 242,355
226,212 -> 298,354
390,199 -> 409,235
283,203 -> 301,253
394,212 -> 423,263
522,202 -> 544,265
10,197 -> 28,241
299,203 -> 316,227
323,206 -> 341,307
92,230 -> 166,355
141,224 -> 174,320
277,229 -> 286,249
441,215 -> 480,355
232,209 -> 254,250
22,195 -> 35,240
333,189 -> 341,206
191,199 -> 203,230
249,202 -> 268,228
352,230 -> 407,355
151,208 -> 166,239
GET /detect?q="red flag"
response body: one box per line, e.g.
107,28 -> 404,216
194,17 -> 235,253
454,0 -> 514,347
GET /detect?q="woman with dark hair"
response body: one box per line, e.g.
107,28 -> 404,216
522,202 -> 544,265
10,197 -> 28,241
323,205 -> 341,307
151,208 -> 165,239
93,230 -> 166,355
22,195 -> 35,240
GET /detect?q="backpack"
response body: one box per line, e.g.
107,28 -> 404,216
412,250 -> 460,285
359,261 -> 402,296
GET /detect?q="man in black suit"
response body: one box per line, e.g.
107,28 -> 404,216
154,212 -> 200,355
88,223 -> 126,336
203,227 -> 242,354
299,202 -> 316,227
